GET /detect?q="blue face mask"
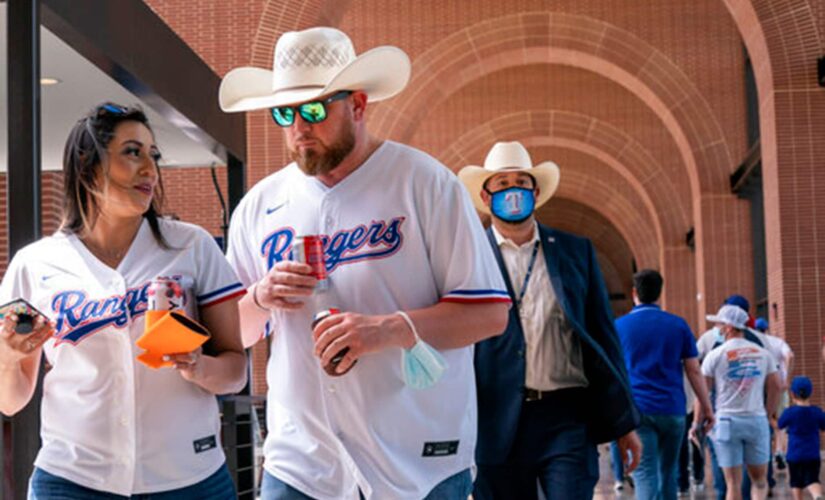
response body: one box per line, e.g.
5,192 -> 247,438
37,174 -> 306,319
401,340 -> 448,390
489,187 -> 535,223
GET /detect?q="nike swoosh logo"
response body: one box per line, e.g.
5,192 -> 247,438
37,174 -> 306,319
41,273 -> 59,282
266,202 -> 286,215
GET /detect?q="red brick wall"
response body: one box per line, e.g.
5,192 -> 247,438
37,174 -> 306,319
721,0 -> 825,406
0,171 -> 65,276
161,166 -> 229,236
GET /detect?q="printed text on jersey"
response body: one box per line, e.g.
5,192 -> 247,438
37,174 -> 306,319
260,217 -> 407,272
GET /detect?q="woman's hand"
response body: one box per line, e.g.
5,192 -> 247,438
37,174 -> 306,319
0,314 -> 54,416
0,314 -> 54,365
165,347 -> 206,383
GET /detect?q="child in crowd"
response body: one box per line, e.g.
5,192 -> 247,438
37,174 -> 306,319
778,376 -> 825,500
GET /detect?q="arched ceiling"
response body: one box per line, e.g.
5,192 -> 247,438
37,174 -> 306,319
540,197 -> 635,315
146,0 -> 762,326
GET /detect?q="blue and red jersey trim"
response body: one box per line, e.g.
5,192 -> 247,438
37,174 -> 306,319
198,283 -> 246,307
440,289 -> 512,304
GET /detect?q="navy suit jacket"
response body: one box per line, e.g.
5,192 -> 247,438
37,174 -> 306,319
475,224 -> 640,464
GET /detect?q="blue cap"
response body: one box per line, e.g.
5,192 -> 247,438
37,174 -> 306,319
724,294 -> 750,313
791,376 -> 813,399
755,317 -> 768,332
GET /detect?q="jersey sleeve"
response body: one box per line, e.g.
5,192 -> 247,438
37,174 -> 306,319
779,338 -> 792,359
226,199 -> 261,289
421,172 -> 509,305
764,351 -> 779,374
700,348 -> 718,377
696,330 -> 716,360
193,229 -> 246,308
818,408 -> 825,430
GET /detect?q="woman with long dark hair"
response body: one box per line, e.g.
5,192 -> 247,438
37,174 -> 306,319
0,102 -> 247,499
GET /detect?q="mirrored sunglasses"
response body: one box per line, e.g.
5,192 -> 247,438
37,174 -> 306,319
270,91 -> 352,127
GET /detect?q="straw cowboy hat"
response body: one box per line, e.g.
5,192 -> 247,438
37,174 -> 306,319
458,142 -> 561,215
219,27 -> 411,112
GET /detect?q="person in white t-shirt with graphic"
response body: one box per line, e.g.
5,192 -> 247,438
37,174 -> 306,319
700,305 -> 781,500
219,27 -> 510,499
0,103 -> 247,498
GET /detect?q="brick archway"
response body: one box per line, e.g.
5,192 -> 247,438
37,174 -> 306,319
373,12 -> 736,197
544,198 -> 636,316
721,0 -> 825,380
369,11 -> 749,327
437,110 -> 687,249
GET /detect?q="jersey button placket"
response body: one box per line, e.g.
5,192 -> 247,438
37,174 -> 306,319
319,195 -> 336,234
117,274 -> 138,491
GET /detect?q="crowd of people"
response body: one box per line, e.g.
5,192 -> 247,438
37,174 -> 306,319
0,25 -> 821,500
610,285 -> 823,500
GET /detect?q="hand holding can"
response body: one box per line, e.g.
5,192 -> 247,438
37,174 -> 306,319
312,308 -> 356,376
291,235 -> 329,291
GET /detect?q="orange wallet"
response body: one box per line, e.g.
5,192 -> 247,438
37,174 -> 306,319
136,311 -> 210,369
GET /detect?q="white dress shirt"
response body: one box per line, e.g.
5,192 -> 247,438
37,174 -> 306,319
492,224 -> 588,392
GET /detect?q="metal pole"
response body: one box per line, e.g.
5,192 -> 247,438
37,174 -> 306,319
6,0 -> 43,498
227,153 -> 245,217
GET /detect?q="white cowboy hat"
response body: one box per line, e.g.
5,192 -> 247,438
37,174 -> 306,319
219,27 -> 411,112
458,142 -> 561,214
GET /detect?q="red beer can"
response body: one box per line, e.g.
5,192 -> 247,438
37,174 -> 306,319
312,308 -> 356,376
291,235 -> 329,290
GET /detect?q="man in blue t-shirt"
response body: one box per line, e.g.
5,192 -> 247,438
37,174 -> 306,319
778,376 -> 825,500
616,269 -> 715,500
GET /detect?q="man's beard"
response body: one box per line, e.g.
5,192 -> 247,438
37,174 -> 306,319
291,123 -> 356,176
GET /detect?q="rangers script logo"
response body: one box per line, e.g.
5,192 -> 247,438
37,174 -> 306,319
260,217 -> 406,272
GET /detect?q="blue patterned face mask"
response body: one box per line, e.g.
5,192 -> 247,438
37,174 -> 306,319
401,341 -> 448,390
489,187 -> 535,223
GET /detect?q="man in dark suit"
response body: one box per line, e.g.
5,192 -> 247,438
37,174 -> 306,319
459,142 -> 642,499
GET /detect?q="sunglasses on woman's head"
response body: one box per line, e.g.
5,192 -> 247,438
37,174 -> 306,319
269,91 -> 352,127
97,103 -> 130,116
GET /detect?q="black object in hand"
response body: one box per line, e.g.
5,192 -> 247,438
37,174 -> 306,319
0,298 -> 45,335
15,313 -> 34,334
323,347 -> 356,377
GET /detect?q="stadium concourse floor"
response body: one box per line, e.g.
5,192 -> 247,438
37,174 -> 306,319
592,445 -> 798,500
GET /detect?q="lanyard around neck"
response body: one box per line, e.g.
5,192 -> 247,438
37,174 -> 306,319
515,241 -> 540,307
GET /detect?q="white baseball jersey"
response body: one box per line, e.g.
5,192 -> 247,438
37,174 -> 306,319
227,141 -> 509,499
0,219 -> 245,496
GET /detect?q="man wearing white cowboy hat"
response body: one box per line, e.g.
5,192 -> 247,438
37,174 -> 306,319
221,27 -> 510,499
700,304 -> 781,500
458,141 -> 642,499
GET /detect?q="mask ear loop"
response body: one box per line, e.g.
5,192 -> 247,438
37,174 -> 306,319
396,311 -> 420,348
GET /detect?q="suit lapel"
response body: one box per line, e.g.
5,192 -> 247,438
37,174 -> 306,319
539,225 -> 570,315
